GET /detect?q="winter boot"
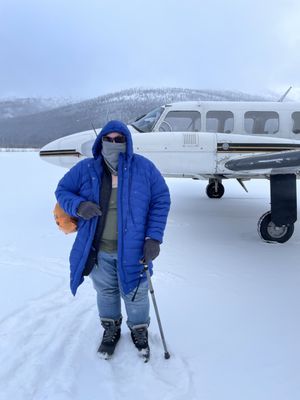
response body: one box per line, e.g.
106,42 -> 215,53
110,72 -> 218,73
98,317 -> 122,359
130,324 -> 150,362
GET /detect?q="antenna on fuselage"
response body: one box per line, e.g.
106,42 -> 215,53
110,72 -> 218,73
278,86 -> 292,102
91,122 -> 98,137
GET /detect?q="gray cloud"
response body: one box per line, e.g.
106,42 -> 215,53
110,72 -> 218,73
1,0 -> 300,99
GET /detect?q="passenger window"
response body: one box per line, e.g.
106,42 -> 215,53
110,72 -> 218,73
292,112 -> 300,133
158,111 -> 201,132
244,111 -> 279,134
206,111 -> 234,133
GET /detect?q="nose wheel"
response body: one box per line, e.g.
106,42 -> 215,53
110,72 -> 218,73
258,211 -> 294,243
206,180 -> 225,199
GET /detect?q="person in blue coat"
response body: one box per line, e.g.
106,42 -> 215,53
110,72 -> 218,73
55,120 -> 170,359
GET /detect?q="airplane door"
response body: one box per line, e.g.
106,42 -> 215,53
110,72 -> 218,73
132,131 -> 216,177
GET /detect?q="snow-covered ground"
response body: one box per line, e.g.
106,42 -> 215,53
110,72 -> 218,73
0,152 -> 299,400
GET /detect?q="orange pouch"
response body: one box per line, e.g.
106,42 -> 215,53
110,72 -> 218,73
53,202 -> 78,234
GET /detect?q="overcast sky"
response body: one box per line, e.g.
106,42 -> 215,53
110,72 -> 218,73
1,0 -> 300,99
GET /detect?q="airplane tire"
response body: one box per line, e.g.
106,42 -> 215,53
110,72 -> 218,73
206,182 -> 225,199
257,211 -> 294,243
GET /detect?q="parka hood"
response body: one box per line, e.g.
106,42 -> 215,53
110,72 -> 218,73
92,120 -> 133,160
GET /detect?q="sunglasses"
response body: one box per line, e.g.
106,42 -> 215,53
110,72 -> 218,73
102,135 -> 126,143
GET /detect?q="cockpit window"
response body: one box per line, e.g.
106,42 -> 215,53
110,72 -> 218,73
130,107 -> 164,132
158,111 -> 201,132
244,111 -> 279,134
292,112 -> 300,134
206,111 -> 234,133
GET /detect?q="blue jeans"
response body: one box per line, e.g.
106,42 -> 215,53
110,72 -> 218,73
90,251 -> 150,328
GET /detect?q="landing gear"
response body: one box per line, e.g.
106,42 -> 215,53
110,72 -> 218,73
258,174 -> 297,243
258,211 -> 294,243
206,179 -> 224,199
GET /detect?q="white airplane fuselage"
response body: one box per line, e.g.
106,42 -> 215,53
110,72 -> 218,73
40,100 -> 300,177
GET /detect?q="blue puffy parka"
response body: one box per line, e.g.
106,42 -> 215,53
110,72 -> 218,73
55,120 -> 171,296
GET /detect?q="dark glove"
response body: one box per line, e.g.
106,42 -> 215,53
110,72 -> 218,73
77,201 -> 102,220
141,238 -> 160,264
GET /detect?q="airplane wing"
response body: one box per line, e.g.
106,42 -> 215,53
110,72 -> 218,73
225,150 -> 300,172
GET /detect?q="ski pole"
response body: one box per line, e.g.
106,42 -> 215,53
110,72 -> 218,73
143,264 -> 170,359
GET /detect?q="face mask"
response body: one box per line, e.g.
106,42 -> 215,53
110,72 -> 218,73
101,140 -> 126,175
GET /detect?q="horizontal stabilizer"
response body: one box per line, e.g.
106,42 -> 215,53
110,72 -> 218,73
225,150 -> 300,171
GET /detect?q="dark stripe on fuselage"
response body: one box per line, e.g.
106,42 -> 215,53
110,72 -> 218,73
39,149 -> 82,157
217,143 -> 300,152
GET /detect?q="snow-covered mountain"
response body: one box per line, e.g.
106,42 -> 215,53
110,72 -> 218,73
0,88 -> 273,148
0,97 -> 74,120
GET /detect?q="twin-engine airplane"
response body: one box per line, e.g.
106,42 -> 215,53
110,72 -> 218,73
40,97 -> 300,243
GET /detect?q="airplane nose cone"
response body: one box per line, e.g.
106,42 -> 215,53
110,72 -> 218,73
39,137 -> 82,168
39,129 -> 96,168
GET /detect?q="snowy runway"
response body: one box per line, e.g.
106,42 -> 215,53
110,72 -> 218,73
0,152 -> 299,400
